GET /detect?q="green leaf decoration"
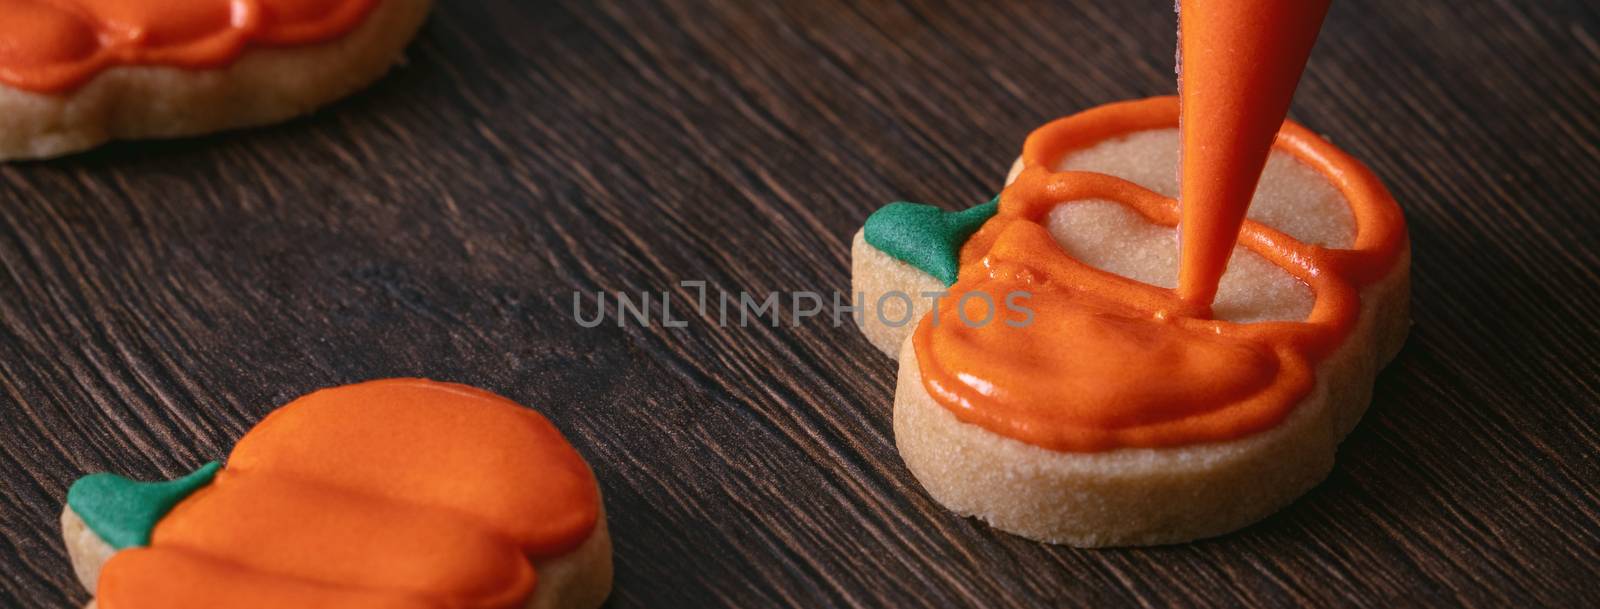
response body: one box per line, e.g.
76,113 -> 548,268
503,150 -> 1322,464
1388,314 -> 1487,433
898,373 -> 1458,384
67,461 -> 222,549
863,196 -> 999,286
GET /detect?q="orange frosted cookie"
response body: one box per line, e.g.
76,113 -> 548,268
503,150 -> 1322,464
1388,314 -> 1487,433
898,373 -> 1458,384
0,0 -> 433,160
61,379 -> 611,609
851,1 -> 1409,545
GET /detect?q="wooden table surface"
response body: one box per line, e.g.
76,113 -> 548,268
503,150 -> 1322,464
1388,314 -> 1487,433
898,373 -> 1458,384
3,1 -> 1598,607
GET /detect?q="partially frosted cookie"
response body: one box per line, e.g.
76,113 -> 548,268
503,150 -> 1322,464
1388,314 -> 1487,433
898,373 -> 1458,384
0,0 -> 433,160
851,96 -> 1410,546
61,378 -> 611,609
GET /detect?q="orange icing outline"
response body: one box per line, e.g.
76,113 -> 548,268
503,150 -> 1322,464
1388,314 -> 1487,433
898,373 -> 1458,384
913,96 -> 1405,452
0,0 -> 379,93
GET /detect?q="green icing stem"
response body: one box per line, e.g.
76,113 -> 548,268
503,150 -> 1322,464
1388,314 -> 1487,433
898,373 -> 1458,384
67,461 -> 221,549
863,196 -> 999,286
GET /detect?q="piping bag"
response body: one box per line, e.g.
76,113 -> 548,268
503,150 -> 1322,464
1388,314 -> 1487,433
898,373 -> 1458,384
1176,0 -> 1332,308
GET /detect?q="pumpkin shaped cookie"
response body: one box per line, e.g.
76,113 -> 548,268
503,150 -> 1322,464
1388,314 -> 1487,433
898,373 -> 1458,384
0,0 -> 434,160
850,1 -> 1410,546
853,99 -> 1409,546
61,378 -> 611,609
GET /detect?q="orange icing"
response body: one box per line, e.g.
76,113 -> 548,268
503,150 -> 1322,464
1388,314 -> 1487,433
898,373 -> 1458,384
913,96 -> 1405,452
96,379 -> 601,609
1176,0 -> 1333,306
0,0 -> 378,93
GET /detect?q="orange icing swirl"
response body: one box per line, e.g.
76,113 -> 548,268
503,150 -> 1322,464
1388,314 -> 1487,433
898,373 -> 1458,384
0,0 -> 379,93
913,96 -> 1405,452
95,378 -> 600,609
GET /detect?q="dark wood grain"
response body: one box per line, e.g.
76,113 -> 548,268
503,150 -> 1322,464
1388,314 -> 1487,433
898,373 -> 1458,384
3,0 -> 1598,607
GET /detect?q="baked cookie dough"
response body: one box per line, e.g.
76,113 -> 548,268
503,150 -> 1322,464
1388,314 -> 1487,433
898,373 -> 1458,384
61,378 -> 611,609
851,96 -> 1409,546
0,0 -> 433,160
850,1 -> 1404,547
